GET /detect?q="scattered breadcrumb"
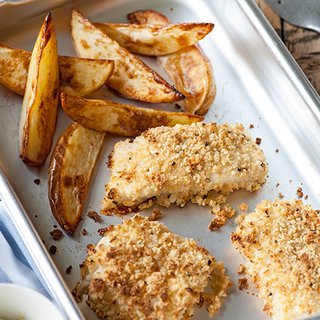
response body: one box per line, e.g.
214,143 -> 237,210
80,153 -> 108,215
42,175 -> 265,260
82,228 -> 88,236
237,264 -> 246,275
275,149 -> 279,153
276,183 -> 280,188
148,208 -> 162,221
255,137 -> 262,145
232,199 -> 320,319
209,203 -> 235,231
238,202 -> 248,212
74,215 -> 231,319
87,211 -> 101,223
305,194 -> 309,200
296,187 -> 304,198
49,245 -> 57,255
33,178 -> 41,185
249,124 -> 254,129
278,192 -> 284,199
66,265 -> 72,274
98,227 -> 109,237
238,278 -> 248,291
49,229 -> 63,240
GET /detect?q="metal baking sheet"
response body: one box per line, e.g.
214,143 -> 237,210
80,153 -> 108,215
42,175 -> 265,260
1,0 -> 320,319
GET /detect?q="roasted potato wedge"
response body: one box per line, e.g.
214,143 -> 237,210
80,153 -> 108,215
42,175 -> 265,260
59,56 -> 114,96
61,92 -> 203,136
0,45 -> 114,96
19,13 -> 59,166
71,10 -> 184,103
127,10 -> 170,24
94,22 -> 214,56
128,10 -> 216,115
48,122 -> 105,234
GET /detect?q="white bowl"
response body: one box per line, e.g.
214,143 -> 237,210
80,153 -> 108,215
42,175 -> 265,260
0,284 -> 64,320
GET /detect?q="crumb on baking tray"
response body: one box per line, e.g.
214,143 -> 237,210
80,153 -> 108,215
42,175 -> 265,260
296,187 -> 304,198
49,229 -> 63,240
255,137 -> 262,145
66,265 -> 72,274
49,245 -> 57,255
238,278 -> 248,291
87,211 -> 101,223
98,227 -> 109,237
249,124 -> 254,129
209,203 -> 235,231
278,192 -> 284,199
238,202 -> 248,212
33,178 -> 41,185
237,264 -> 246,275
82,228 -> 88,236
148,208 -> 162,221
74,215 -> 231,319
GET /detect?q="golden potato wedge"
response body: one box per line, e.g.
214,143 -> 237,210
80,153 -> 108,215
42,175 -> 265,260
59,56 -> 114,96
48,122 -> 105,234
128,10 -> 216,115
94,22 -> 214,56
160,47 -> 216,116
61,92 -> 203,136
0,44 -> 114,96
71,10 -> 184,103
19,13 -> 59,166
0,45 -> 30,95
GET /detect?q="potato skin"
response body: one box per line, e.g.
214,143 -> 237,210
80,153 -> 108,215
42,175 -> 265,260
71,10 -> 185,103
48,122 -> 105,234
19,13 -> 59,166
0,45 -> 114,97
127,9 -> 216,115
60,92 -> 203,136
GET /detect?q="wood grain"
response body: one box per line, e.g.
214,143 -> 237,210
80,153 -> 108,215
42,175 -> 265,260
256,0 -> 320,94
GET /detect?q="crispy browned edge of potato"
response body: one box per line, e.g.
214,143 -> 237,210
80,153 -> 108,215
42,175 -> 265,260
0,44 -> 114,96
196,48 -> 216,116
93,22 -> 214,56
70,10 -> 185,103
127,10 -> 216,115
19,12 -> 59,166
60,92 -> 203,136
48,122 -> 105,234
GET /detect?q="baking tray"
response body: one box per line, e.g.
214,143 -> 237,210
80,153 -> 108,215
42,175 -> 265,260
0,0 -> 320,319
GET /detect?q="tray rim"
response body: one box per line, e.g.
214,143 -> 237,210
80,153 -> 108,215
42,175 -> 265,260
0,0 -> 319,319
0,165 -> 85,320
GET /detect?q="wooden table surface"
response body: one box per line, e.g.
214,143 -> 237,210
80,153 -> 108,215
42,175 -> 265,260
257,0 -> 320,95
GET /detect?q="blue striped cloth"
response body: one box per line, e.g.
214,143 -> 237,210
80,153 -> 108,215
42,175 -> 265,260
0,201 -> 49,298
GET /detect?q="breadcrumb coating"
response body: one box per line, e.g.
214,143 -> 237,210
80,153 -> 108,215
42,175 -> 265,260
231,199 -> 320,320
74,215 -> 231,319
102,122 -> 268,215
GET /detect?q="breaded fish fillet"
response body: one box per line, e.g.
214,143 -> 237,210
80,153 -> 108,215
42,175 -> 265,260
74,215 -> 231,320
102,122 -> 268,215
231,199 -> 320,320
